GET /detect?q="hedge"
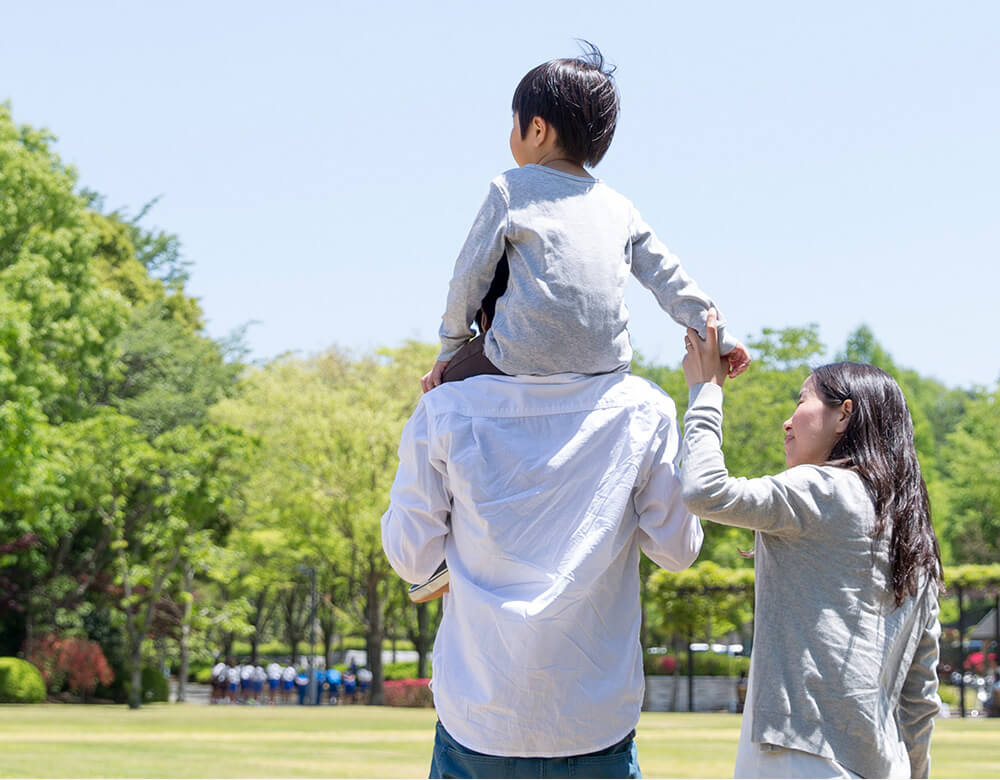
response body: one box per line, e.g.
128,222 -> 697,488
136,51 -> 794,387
0,657 -> 46,703
650,562 -> 1000,601
226,637 -> 417,659
383,678 -> 433,707
122,667 -> 169,704
643,651 -> 750,677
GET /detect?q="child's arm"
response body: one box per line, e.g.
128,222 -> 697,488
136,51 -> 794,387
629,210 -> 750,377
425,181 -> 508,390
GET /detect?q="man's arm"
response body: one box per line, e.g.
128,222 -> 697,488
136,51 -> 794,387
380,401 -> 451,584
634,416 -> 704,571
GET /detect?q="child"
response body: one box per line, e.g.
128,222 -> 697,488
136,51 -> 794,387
411,43 -> 749,601
421,42 -> 749,392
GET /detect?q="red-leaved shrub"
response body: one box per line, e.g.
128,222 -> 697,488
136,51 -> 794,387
26,635 -> 114,700
383,678 -> 433,707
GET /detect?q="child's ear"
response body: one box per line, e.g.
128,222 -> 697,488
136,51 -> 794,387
531,116 -> 549,147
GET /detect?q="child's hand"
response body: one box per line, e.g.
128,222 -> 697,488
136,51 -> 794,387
726,342 -> 751,378
683,310 -> 729,388
420,360 -> 450,393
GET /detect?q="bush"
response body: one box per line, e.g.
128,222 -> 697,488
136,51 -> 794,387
382,678 -> 433,707
194,665 -> 214,684
384,661 -> 433,680
0,657 -> 46,703
123,667 -> 169,704
227,637 -> 418,660
25,635 -> 113,698
644,651 -> 750,677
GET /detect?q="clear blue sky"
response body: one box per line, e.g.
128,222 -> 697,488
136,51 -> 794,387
3,2 -> 998,388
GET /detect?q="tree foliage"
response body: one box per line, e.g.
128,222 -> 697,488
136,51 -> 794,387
3,101 -> 999,708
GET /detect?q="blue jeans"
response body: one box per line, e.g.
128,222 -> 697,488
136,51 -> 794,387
429,721 -> 641,779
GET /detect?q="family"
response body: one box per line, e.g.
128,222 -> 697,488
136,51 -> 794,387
381,44 -> 942,779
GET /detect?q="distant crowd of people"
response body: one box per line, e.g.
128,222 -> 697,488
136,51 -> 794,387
209,659 -> 372,705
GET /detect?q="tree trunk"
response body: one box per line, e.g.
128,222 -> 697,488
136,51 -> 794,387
686,631 -> 695,713
126,600 -> 142,710
365,560 -> 385,705
23,602 -> 34,659
249,588 -> 269,665
319,596 -> 336,668
669,632 -> 681,712
321,621 -> 333,668
177,565 -> 194,703
129,654 -> 143,710
283,588 -> 302,664
414,602 -> 430,679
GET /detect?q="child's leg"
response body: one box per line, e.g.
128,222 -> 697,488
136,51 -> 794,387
440,336 -> 505,383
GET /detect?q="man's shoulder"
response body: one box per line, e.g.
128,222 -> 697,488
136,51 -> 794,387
420,373 -> 677,421
605,373 -> 678,416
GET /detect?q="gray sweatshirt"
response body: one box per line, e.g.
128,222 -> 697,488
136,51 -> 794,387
437,165 -> 738,375
681,382 -> 941,779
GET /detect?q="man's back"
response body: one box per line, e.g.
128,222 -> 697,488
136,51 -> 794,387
382,372 -> 702,757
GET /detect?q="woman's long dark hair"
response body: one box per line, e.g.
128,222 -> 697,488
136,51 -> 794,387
811,362 -> 943,606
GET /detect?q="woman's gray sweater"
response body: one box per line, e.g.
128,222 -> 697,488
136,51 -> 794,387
681,382 -> 941,779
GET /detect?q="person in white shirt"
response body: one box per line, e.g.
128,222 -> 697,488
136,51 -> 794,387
266,661 -> 282,704
225,665 -> 240,704
280,664 -> 296,705
382,368 -> 702,778
210,661 -> 226,704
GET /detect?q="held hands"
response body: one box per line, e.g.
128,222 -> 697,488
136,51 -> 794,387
420,360 -> 449,394
726,342 -> 751,378
683,309 -> 734,388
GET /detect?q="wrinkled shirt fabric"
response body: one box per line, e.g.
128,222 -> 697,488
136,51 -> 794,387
437,164 -> 738,375
382,373 -> 703,757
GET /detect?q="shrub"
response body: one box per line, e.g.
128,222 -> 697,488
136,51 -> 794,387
0,657 -> 46,703
119,666 -> 170,704
384,661 -> 434,680
382,678 -> 433,707
644,651 -> 750,677
194,665 -> 214,684
140,667 -> 169,703
26,635 -> 114,698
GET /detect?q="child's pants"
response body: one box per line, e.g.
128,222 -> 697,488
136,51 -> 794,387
441,336 -> 506,383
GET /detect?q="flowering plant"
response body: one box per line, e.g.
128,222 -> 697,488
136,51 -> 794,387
26,634 -> 114,700
382,678 -> 433,707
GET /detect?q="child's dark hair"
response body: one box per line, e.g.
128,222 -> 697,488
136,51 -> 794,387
812,362 -> 944,606
511,41 -> 619,167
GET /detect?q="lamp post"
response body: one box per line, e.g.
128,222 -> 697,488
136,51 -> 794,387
298,565 -> 317,705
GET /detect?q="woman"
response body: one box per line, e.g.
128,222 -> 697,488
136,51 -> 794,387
680,312 -> 942,779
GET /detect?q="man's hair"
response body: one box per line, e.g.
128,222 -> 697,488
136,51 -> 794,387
511,41 -> 619,167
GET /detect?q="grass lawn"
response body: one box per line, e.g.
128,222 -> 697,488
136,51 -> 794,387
1,704 -> 998,778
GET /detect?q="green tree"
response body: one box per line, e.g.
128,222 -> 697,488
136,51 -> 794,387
939,386 -> 1000,563
0,105 -> 130,652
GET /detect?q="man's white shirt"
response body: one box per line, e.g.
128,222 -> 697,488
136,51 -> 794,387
381,373 -> 702,757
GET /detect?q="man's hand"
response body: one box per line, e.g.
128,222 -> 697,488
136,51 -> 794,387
420,360 -> 449,394
726,342 -> 752,378
683,309 -> 729,388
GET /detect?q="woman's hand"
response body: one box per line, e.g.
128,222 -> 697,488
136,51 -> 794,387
683,309 -> 730,388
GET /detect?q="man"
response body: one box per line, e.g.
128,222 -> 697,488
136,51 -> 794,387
382,367 -> 703,778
